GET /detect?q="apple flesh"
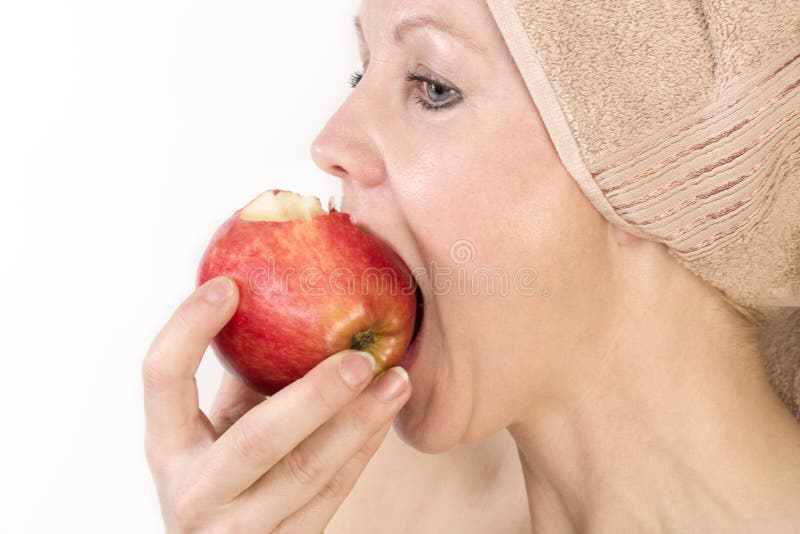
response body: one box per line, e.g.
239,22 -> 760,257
197,189 -> 419,395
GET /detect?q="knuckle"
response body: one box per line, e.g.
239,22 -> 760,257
306,378 -> 342,415
210,410 -> 237,435
231,420 -> 273,460
284,445 -> 325,487
141,353 -> 171,393
172,489 -> 204,530
345,401 -> 379,437
144,435 -> 166,469
271,518 -> 310,534
214,517 -> 246,534
211,399 -> 253,431
317,471 -> 350,502
172,305 -> 196,337
351,444 -> 376,468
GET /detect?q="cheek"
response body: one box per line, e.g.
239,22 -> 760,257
387,114 -> 610,444
399,115 -> 597,335
398,89 -> 555,228
395,118 -> 565,271
394,123 -> 576,347
388,92 -> 599,311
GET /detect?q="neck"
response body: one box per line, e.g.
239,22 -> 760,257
508,244 -> 800,533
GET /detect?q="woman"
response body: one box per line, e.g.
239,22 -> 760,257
143,0 -> 800,532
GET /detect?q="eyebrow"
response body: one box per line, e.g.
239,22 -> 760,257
353,14 -> 483,53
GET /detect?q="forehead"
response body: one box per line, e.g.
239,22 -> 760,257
355,0 -> 491,54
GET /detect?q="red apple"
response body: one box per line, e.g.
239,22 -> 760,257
197,189 -> 419,395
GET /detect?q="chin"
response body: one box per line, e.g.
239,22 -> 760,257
392,399 -> 463,455
391,304 -> 475,454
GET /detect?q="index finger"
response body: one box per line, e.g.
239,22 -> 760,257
193,349 -> 378,504
142,276 -> 239,451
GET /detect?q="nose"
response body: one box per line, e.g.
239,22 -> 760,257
310,96 -> 386,188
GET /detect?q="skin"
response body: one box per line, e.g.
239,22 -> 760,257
327,422 -> 532,533
144,0 -> 800,532
310,0 -> 800,531
144,277 -> 413,532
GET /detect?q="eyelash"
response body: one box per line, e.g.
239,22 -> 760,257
348,69 -> 462,112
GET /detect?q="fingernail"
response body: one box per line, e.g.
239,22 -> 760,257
203,277 -> 234,304
375,367 -> 409,402
339,351 -> 376,387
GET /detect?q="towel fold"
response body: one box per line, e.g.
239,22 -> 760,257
487,0 -> 800,418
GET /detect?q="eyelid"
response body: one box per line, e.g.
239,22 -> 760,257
411,65 -> 456,86
405,73 -> 457,94
407,70 -> 462,99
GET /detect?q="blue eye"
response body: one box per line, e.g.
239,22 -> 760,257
423,79 -> 453,103
346,68 -> 463,112
405,72 -> 462,112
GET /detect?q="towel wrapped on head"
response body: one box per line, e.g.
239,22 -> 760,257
486,0 -> 800,417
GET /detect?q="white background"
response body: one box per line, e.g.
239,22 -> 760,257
0,1 -> 359,531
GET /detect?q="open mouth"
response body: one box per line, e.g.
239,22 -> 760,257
411,281 -> 425,344
400,272 -> 426,372
333,196 -> 424,353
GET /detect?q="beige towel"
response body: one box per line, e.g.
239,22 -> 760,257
760,307 -> 800,417
486,0 -> 800,418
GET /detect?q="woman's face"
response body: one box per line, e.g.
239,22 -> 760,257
311,0 -> 611,453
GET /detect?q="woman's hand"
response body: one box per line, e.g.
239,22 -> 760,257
143,276 -> 411,533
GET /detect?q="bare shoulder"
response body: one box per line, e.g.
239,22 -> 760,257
327,427 -> 532,534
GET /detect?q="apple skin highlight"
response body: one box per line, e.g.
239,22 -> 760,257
197,190 -> 418,396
